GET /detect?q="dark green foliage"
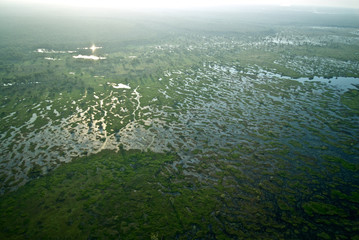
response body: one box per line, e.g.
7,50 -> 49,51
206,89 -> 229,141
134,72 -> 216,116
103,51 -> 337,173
341,89 -> 359,113
0,150 -> 219,239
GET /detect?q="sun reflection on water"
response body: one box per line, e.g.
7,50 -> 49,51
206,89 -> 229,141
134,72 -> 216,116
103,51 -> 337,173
90,44 -> 102,53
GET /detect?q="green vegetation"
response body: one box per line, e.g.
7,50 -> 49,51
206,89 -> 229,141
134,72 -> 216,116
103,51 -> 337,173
303,201 -> 347,217
341,89 -> 359,113
1,150 -> 222,239
1,149 -> 359,239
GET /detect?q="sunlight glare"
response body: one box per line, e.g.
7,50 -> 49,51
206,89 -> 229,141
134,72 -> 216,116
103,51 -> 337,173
280,0 -> 292,7
8,0 -> 359,9
13,0 -> 299,9
90,44 -> 101,53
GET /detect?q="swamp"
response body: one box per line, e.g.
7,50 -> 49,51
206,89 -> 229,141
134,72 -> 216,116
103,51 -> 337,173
0,2 -> 359,239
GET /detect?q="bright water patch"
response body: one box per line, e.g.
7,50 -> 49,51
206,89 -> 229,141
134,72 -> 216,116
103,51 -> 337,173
258,69 -> 359,91
295,76 -> 359,91
36,49 -> 76,54
73,55 -> 106,60
110,83 -> 131,89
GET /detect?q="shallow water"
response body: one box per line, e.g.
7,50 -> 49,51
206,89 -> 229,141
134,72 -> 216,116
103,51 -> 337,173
1,60 -> 358,198
295,76 -> 359,91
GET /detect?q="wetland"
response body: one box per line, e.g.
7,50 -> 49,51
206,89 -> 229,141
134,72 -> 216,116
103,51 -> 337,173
0,3 -> 359,239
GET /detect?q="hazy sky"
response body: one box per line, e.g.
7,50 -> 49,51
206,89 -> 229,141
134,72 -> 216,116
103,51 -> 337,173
4,0 -> 359,9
